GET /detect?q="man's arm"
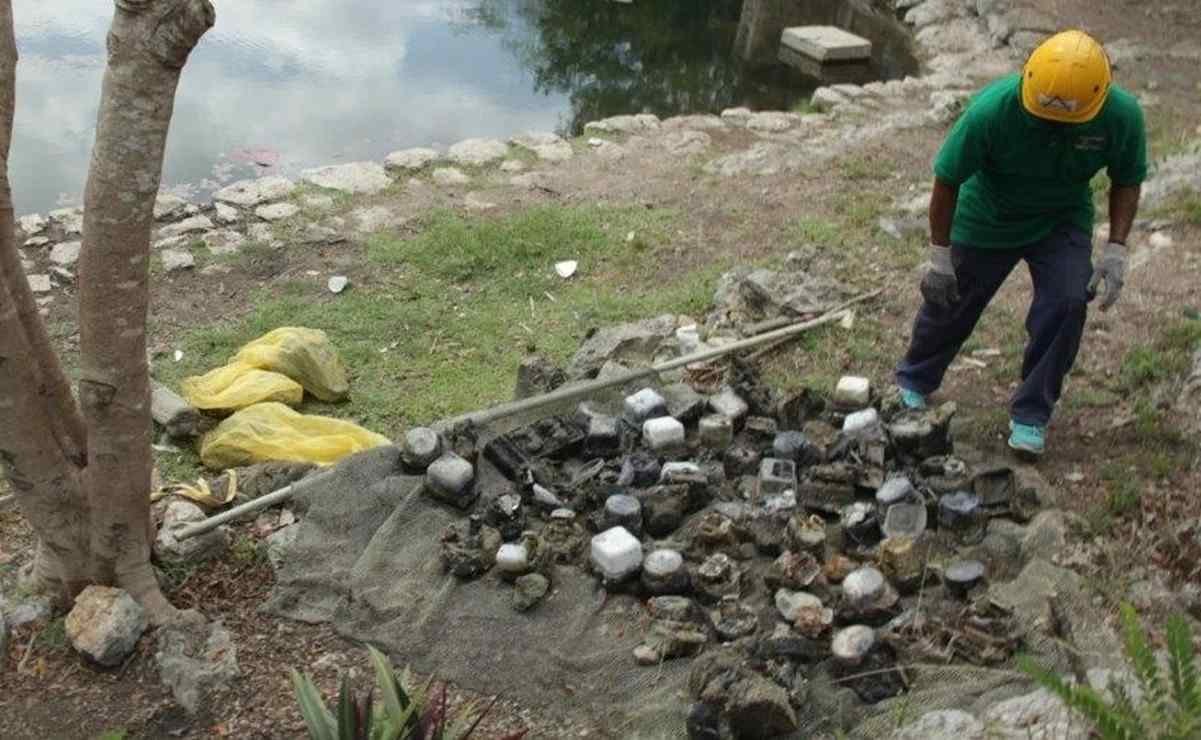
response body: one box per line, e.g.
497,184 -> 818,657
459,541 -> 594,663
1108,184 -> 1141,245
929,178 -> 960,246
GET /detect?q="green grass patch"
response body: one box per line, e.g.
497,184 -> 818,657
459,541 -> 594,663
156,205 -> 721,439
1119,318 -> 1201,391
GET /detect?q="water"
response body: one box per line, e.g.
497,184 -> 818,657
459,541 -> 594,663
10,0 -> 916,215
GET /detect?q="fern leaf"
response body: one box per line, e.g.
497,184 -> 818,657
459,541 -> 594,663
1167,615 -> 1201,716
338,678 -> 357,740
1120,603 -> 1171,730
290,669 -> 337,740
1019,656 -> 1143,740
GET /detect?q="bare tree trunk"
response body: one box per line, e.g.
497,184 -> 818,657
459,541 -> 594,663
0,0 -> 91,604
77,0 -> 214,621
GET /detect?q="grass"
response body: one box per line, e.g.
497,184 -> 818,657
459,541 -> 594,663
155,205 -> 722,446
1118,318 -> 1201,391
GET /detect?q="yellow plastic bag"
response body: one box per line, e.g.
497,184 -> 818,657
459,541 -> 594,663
233,327 -> 350,402
199,402 -> 390,469
181,363 -> 303,413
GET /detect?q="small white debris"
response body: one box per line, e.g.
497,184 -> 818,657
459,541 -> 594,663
834,376 -> 871,408
1065,471 -> 1085,484
1149,232 -> 1174,249
173,350 -> 184,363
588,138 -> 605,147
590,526 -> 643,583
554,260 -> 578,279
328,276 -> 350,294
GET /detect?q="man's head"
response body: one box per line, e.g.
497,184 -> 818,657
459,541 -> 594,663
1021,29 -> 1112,124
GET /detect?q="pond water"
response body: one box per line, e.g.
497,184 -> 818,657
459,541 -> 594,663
11,0 -> 916,214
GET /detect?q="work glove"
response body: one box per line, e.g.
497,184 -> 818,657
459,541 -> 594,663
1087,242 -> 1127,311
920,243 -> 960,310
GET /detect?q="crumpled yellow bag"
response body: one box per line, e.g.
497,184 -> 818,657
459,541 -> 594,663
181,364 -> 303,413
232,327 -> 349,402
199,402 -> 390,469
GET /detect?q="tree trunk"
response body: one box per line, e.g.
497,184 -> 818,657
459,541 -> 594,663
77,0 -> 214,620
0,0 -> 214,621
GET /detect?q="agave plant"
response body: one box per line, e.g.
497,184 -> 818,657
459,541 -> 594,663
1019,603 -> 1201,740
290,646 -> 526,740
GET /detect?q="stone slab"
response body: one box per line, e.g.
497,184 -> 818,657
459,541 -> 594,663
781,26 -> 872,63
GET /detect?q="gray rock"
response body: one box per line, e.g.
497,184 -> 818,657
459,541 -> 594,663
65,586 -> 147,666
982,687 -> 1086,739
213,202 -> 239,225
662,114 -> 726,130
302,162 -> 391,195
214,176 -> 296,207
511,132 -> 573,162
24,235 -> 50,248
514,355 -> 566,400
203,229 -> 246,256
746,111 -> 798,132
584,114 -> 660,134
48,207 -> 83,235
49,241 -> 81,267
160,249 -> 195,273
18,213 -> 47,234
1020,510 -> 1069,562
513,573 -> 550,612
704,142 -> 803,177
567,314 -> 679,378
401,427 -> 442,471
385,147 -> 439,171
154,500 -> 230,563
990,558 -> 1084,629
255,202 -> 299,222
3,595 -> 52,627
594,141 -> 625,161
155,614 -> 240,714
720,107 -> 753,125
890,709 -> 984,739
352,205 -> 400,234
499,159 -> 526,172
154,193 -> 190,221
662,130 -> 712,155
426,454 -> 476,509
432,167 -> 470,186
265,524 -> 299,571
26,274 -> 52,293
725,673 -> 799,738
159,215 -> 214,238
447,138 -> 509,166
327,276 -> 350,294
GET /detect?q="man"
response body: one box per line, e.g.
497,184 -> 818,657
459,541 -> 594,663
895,29 -> 1147,458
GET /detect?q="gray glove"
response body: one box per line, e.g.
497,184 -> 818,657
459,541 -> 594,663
920,244 -> 960,309
1087,241 -> 1127,311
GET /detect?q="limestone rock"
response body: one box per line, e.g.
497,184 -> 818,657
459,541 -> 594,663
511,132 -> 573,162
48,207 -> 83,235
584,113 -> 660,134
513,573 -> 550,612
302,162 -> 391,195
156,614 -> 240,714
746,111 -> 798,132
352,205 -> 400,234
213,202 -> 239,225
265,524 -> 299,571
18,213 -> 47,235
1020,510 -> 1069,563
255,202 -> 300,222
154,193 -> 190,221
27,274 -> 52,293
432,167 -> 470,186
567,314 -> 679,378
890,709 -> 985,739
447,138 -> 509,166
725,673 -> 798,738
594,141 -> 625,161
160,215 -> 214,238
203,229 -> 246,256
49,240 -> 82,267
662,114 -> 726,130
155,500 -> 230,563
704,142 -> 803,177
385,147 -> 439,171
214,176 -> 296,207
663,130 -> 712,156
65,586 -> 147,666
160,249 -> 195,273
982,687 -> 1087,740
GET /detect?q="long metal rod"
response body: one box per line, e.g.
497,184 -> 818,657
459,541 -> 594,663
177,293 -> 877,540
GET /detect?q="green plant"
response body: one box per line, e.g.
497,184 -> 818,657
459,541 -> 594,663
290,646 -> 526,740
1020,603 -> 1201,739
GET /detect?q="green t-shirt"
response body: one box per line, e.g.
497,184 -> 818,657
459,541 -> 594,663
934,73 -> 1148,248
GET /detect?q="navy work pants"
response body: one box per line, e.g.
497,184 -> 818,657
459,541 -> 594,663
895,225 -> 1094,427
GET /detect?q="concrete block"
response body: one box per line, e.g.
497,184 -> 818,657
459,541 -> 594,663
495,543 -> 530,578
425,454 -> 476,509
643,416 -> 685,452
642,549 -> 689,595
834,375 -> 871,408
590,526 -> 644,584
758,458 -> 797,497
586,414 -> 622,457
698,415 -> 734,449
875,476 -> 916,506
604,494 -> 643,534
624,388 -> 668,425
781,26 -> 873,63
842,408 -> 881,438
709,387 -> 749,423
402,427 -> 442,471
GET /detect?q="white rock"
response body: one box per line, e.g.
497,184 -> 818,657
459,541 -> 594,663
65,586 -> 147,667
583,114 -> 660,134
18,213 -> 47,234
624,388 -> 668,424
775,589 -> 823,620
663,130 -> 712,155
590,526 -> 643,582
982,688 -> 1086,739
843,408 -> 881,438
781,25 -> 872,62
161,249 -> 195,272
709,387 -> 749,422
447,138 -> 509,166
834,376 -> 871,407
24,235 -> 50,248
511,132 -> 573,162
643,549 -> 684,578
595,141 -> 626,161
302,162 -> 391,195
643,416 -> 685,452
499,159 -> 526,173
213,202 -> 239,225
50,241 -> 81,267
327,276 -> 350,294
203,229 -> 246,256
352,205 -> 399,233
159,215 -> 214,238
890,709 -> 985,739
385,147 -> 439,171
661,114 -> 726,130
214,176 -> 296,207
255,202 -> 299,222
432,167 -> 470,186
746,112 -> 798,132
265,524 -> 298,571
301,194 -> 334,212
554,260 -> 578,279
154,193 -> 190,221
48,207 -> 83,235
496,543 -> 531,576
831,624 -> 876,663
720,107 -> 753,125
26,274 -> 52,293
1149,231 -> 1174,249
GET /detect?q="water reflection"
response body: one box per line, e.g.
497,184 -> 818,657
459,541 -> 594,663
9,0 -> 915,214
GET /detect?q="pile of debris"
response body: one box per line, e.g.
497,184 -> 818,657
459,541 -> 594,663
399,365 -> 1038,737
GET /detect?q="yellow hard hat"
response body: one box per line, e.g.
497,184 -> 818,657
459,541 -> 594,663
1021,30 -> 1112,124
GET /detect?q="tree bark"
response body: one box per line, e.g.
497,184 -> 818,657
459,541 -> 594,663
77,0 -> 214,620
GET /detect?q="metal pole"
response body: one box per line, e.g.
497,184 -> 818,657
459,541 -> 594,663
176,292 -> 878,540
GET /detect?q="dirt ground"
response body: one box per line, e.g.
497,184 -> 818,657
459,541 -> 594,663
3,1 -> 1201,738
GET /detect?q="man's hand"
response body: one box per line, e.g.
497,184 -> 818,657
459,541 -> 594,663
1088,242 -> 1127,311
921,244 -> 960,309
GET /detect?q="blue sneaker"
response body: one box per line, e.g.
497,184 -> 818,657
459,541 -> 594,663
1008,421 -> 1046,457
898,387 -> 927,411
